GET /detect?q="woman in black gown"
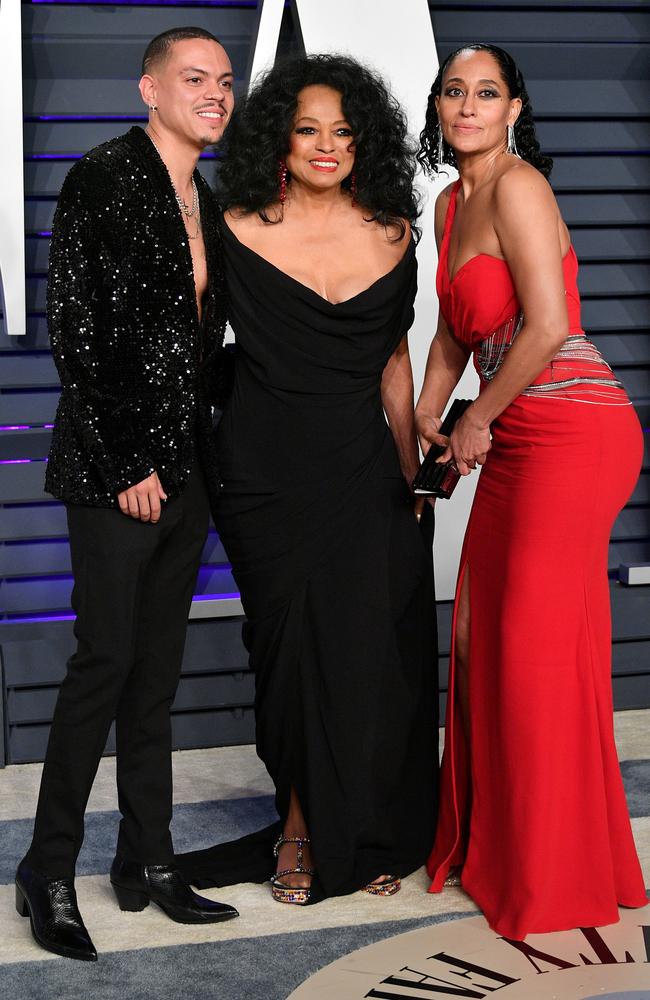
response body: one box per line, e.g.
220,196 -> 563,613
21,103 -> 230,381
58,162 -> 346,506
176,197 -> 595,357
177,55 -> 438,904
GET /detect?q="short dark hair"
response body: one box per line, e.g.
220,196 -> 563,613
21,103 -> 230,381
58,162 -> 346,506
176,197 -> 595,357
220,53 -> 420,241
142,27 -> 222,76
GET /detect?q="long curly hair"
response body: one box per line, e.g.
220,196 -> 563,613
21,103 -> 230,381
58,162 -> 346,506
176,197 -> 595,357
219,54 -> 420,241
418,44 -> 552,179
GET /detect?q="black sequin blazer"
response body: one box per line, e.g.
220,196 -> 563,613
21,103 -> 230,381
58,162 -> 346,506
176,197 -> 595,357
45,126 -> 228,509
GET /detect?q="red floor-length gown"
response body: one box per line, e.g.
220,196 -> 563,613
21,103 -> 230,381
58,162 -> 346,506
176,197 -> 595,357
427,179 -> 648,939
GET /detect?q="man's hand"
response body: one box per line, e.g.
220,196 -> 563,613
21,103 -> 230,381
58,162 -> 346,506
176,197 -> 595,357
117,472 -> 167,523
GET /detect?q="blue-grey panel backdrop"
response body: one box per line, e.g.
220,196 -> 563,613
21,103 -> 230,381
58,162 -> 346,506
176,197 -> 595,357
0,0 -> 648,764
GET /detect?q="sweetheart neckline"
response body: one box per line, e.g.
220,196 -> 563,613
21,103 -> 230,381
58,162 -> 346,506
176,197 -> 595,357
447,246 -> 575,287
444,180 -> 574,286
221,218 -> 414,307
448,251 -> 507,286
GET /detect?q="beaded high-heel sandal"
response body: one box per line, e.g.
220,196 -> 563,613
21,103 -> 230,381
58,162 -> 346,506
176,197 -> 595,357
362,875 -> 401,897
444,866 -> 463,887
270,836 -> 315,905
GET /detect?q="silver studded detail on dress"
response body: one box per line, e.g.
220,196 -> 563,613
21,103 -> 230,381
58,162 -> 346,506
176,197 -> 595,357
477,312 -> 624,403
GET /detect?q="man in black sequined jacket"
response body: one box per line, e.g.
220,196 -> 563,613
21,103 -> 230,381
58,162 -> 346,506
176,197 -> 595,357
44,115 -> 227,510
16,28 -> 240,962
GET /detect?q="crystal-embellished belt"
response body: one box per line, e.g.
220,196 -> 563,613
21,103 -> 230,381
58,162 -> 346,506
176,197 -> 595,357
477,314 -> 623,396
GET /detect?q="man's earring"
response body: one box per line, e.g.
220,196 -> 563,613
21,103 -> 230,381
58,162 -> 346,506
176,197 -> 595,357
149,105 -> 158,112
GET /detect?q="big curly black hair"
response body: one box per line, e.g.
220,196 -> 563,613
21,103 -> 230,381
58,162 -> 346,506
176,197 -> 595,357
418,44 -> 552,179
219,53 -> 420,241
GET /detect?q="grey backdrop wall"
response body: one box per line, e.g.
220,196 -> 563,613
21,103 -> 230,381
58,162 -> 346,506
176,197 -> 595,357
0,0 -> 648,765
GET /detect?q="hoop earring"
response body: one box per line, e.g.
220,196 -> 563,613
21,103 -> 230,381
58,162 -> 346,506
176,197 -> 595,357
278,160 -> 288,205
350,173 -> 357,206
436,124 -> 444,164
507,123 -> 520,158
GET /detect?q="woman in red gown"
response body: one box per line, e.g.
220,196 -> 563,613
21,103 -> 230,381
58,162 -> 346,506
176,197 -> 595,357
416,43 -> 648,940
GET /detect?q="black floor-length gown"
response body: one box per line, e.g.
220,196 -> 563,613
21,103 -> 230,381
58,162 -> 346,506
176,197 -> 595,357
176,221 -> 438,903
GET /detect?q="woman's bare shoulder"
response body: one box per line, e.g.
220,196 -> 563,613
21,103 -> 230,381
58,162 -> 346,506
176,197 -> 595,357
379,217 -> 414,262
492,162 -> 568,264
436,181 -> 457,204
389,217 -> 412,242
493,161 -> 554,212
433,182 -> 456,242
492,163 -> 558,236
223,206 -> 278,235
365,213 -> 412,254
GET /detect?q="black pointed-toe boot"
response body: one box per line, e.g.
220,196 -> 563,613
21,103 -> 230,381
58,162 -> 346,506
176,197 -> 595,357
15,858 -> 98,961
110,857 -> 239,924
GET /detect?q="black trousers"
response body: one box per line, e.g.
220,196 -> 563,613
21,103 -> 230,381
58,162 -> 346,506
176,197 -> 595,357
27,466 -> 210,878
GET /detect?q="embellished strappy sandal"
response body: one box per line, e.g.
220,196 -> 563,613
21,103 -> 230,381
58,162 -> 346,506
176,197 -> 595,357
271,835 -> 315,905
362,875 -> 401,897
444,866 -> 463,887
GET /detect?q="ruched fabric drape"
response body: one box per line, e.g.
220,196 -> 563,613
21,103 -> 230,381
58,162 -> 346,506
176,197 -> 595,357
176,223 -> 439,902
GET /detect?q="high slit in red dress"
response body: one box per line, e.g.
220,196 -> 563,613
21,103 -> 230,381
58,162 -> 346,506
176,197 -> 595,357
427,179 -> 648,940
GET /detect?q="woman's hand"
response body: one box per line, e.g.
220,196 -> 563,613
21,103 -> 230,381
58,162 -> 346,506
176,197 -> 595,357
439,406 -> 491,476
414,412 -> 446,512
415,412 -> 448,457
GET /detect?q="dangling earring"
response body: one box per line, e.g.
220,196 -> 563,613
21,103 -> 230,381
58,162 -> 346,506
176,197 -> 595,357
350,173 -> 357,206
436,124 -> 444,165
278,160 -> 288,205
507,123 -> 520,158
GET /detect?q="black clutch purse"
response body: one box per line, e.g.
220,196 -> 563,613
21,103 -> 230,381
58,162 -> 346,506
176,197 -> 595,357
412,398 -> 473,499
